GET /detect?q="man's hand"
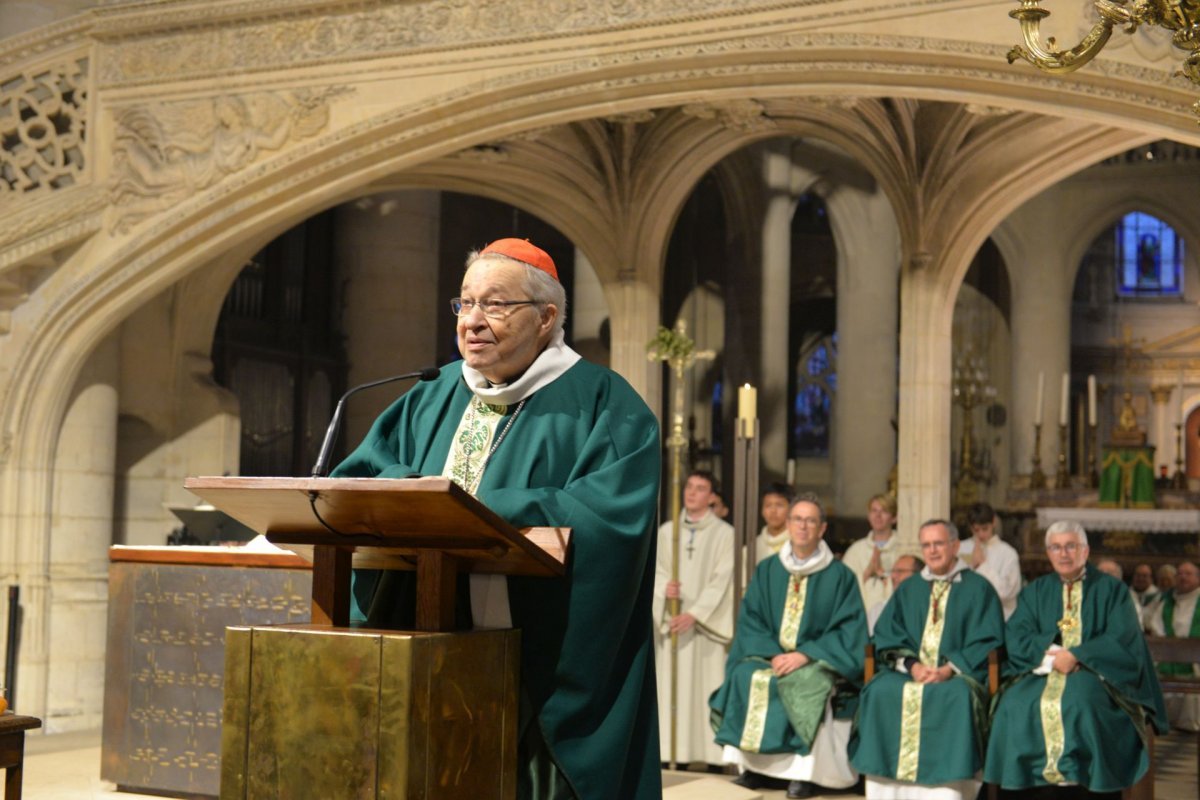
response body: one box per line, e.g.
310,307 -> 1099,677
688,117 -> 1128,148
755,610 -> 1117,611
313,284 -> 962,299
665,580 -> 681,599
770,652 -> 810,677
668,613 -> 696,634
970,545 -> 986,570
864,546 -> 884,582
1051,648 -> 1079,675
911,663 -> 954,684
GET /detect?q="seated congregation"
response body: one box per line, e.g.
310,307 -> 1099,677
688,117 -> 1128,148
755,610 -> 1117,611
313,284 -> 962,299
682,492 -> 1168,800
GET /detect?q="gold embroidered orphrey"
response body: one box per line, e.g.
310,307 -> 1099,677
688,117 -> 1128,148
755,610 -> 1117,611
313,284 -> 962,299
895,580 -> 951,782
1040,579 -> 1083,784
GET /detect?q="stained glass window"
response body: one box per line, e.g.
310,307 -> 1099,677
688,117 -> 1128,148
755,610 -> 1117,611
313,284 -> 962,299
793,334 -> 837,457
1116,211 -> 1184,297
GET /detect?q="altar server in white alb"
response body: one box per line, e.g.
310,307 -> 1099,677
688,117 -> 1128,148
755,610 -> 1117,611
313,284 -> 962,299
957,502 -> 1021,619
840,493 -> 900,612
653,469 -> 735,768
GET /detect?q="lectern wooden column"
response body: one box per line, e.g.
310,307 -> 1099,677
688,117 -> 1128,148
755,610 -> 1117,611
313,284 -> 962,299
184,476 -> 571,800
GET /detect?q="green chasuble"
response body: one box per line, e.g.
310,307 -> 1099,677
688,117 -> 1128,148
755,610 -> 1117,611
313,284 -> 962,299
984,565 -> 1168,793
848,568 -> 1004,785
709,550 -> 866,756
331,360 -> 662,800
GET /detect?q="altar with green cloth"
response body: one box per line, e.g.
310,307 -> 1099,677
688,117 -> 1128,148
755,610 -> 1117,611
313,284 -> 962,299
1099,445 -> 1156,508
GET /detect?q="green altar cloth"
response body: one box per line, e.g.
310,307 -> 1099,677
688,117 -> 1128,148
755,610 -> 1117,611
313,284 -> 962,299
1098,446 -> 1155,508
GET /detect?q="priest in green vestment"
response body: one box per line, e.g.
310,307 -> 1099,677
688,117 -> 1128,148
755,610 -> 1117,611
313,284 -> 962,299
332,239 -> 662,800
848,519 -> 1005,800
985,521 -> 1168,797
709,493 -> 867,800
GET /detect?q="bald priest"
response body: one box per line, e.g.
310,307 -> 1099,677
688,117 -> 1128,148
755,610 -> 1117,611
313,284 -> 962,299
332,238 -> 663,800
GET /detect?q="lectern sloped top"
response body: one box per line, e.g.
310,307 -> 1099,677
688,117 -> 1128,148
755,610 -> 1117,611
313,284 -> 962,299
183,476 -> 569,577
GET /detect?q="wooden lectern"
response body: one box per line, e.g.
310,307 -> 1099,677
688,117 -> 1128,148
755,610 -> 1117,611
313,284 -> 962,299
184,476 -> 571,800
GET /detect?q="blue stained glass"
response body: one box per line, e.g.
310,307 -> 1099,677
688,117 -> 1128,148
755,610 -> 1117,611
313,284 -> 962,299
1116,211 -> 1184,297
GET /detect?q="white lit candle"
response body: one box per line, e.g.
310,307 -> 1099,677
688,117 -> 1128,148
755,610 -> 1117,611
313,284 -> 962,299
1035,371 -> 1045,426
738,383 -> 757,437
1059,372 -> 1069,427
1087,375 -> 1096,427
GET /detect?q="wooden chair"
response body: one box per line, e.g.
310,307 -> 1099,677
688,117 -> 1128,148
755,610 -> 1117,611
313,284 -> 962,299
862,644 -> 1001,799
0,713 -> 41,800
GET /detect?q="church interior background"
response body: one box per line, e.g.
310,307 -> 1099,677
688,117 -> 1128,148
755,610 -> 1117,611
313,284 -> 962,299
0,0 -> 1198,756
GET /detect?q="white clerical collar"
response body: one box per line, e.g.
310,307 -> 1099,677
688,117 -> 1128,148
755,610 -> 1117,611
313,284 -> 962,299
922,558 -> 968,583
683,510 -> 713,526
778,539 -> 833,576
461,329 -> 581,405
870,530 -> 896,548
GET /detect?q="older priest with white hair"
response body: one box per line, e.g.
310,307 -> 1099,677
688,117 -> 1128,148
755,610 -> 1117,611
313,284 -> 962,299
849,519 -> 1004,800
709,493 -> 867,799
985,520 -> 1167,798
333,238 -> 662,800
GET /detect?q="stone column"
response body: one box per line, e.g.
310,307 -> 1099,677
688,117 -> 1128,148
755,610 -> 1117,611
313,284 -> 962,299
758,147 -> 795,481
994,202 -> 1075,478
336,191 -> 442,447
45,334 -> 119,732
607,270 -> 661,414
826,183 -> 901,515
895,256 -> 952,548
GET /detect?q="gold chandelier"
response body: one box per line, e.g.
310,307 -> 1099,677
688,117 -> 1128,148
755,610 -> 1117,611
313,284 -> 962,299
1009,1 -> 1200,118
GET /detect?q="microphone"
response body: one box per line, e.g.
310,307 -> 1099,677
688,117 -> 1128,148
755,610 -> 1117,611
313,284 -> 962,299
309,367 -> 439,478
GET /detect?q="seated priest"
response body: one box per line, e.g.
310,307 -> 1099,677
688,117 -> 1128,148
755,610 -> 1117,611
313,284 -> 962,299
331,238 -> 662,800
848,518 -> 1005,800
984,520 -> 1167,798
1146,560 -> 1200,731
709,493 -> 867,799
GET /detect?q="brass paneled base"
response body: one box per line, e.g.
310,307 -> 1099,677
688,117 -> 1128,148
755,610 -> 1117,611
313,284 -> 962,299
222,624 -> 518,799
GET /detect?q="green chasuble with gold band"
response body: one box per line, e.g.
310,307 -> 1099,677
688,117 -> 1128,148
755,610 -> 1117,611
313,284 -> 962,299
709,543 -> 867,756
848,567 -> 1004,785
331,359 -> 662,800
984,565 -> 1168,793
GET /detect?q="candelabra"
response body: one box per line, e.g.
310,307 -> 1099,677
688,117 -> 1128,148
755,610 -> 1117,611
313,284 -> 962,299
1056,423 -> 1071,488
1009,0 -> 1200,120
1031,422 -> 1047,489
1172,421 -> 1188,489
952,352 -> 997,506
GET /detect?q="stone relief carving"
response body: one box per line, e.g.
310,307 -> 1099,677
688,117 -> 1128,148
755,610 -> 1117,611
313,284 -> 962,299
0,57 -> 89,197
681,99 -> 774,132
108,87 -> 351,233
95,0 -> 837,86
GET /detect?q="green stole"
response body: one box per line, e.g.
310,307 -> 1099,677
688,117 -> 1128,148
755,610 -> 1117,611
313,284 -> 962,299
1160,592 -> 1200,676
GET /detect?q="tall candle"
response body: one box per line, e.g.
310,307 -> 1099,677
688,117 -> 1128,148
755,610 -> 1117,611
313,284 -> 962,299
1035,371 -> 1045,426
1087,375 -> 1096,427
738,383 -> 757,425
1059,372 -> 1069,427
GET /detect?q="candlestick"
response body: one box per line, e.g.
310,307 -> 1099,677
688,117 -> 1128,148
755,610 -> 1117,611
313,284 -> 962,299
1087,375 -> 1096,427
1087,423 -> 1099,488
1173,422 -> 1187,490
1031,422 -> 1047,489
1055,423 -> 1070,489
1178,372 -> 1186,427
1059,372 -> 1069,428
1035,371 -> 1044,427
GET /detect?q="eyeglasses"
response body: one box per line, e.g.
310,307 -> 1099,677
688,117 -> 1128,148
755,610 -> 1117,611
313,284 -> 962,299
920,540 -> 950,550
1047,542 -> 1082,554
789,516 -> 822,526
451,297 -> 540,318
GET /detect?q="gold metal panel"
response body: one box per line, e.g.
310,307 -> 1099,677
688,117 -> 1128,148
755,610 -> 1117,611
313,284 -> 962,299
384,629 -> 518,800
377,636 -> 411,800
220,626 -> 252,800
246,627 -> 382,799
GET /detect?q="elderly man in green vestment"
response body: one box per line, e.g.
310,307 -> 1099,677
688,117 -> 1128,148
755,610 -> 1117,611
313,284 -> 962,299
332,238 -> 662,800
985,521 -> 1168,798
849,518 -> 1004,800
709,493 -> 867,800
